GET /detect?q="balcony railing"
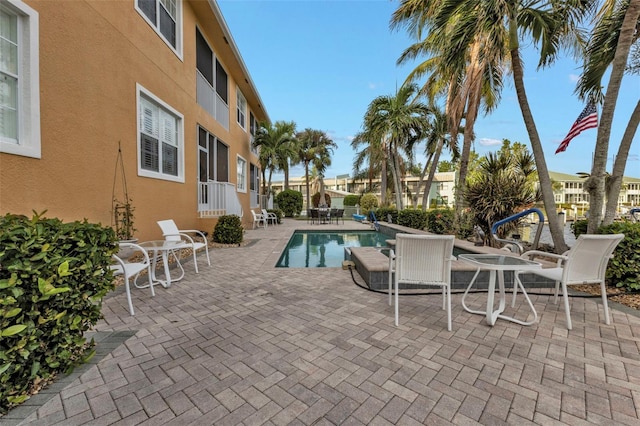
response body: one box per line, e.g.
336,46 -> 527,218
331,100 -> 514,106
196,72 -> 229,130
198,181 -> 243,218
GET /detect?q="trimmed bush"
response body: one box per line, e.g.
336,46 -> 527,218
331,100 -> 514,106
427,209 -> 455,234
598,221 -> 640,291
343,194 -> 360,206
311,192 -> 331,208
571,219 -> 588,237
397,209 -> 428,230
0,212 -> 116,414
359,193 -> 378,215
213,215 -> 243,244
376,207 -> 399,224
275,190 -> 303,217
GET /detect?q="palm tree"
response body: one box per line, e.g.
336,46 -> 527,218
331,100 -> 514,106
391,0 -> 596,253
252,120 -> 297,200
351,130 -> 386,198
577,0 -> 640,229
295,129 -> 337,210
362,83 -> 430,209
416,104 -> 460,210
392,8 -> 503,229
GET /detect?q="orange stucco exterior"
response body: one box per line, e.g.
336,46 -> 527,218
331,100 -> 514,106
0,0 -> 267,240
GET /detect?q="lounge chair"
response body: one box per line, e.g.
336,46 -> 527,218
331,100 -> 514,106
251,210 -> 267,228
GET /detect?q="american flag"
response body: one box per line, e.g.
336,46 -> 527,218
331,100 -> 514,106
555,103 -> 598,154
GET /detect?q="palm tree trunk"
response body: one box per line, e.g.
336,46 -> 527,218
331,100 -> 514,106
304,161 -> 311,211
510,44 -> 568,253
283,163 -> 290,190
392,150 -> 404,209
380,138 -> 388,205
588,0 -> 640,232
415,152 -> 434,209
422,141 -> 445,211
605,100 -> 640,223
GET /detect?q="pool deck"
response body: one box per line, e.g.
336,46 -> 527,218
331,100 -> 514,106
6,219 -> 640,425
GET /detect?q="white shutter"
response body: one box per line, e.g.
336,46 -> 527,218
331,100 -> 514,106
159,109 -> 176,146
140,97 -> 158,137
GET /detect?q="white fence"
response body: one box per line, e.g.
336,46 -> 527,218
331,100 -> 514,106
198,181 -> 243,218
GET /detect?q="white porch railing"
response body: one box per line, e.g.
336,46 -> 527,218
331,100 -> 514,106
198,182 -> 243,218
196,72 -> 229,130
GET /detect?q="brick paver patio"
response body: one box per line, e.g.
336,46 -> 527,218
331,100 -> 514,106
5,219 -> 640,425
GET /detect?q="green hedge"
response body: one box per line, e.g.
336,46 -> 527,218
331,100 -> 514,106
598,222 -> 640,291
359,193 -> 378,215
275,190 -> 303,217
343,195 -> 360,206
426,209 -> 455,235
397,209 -> 428,230
0,212 -> 116,413
375,207 -> 398,224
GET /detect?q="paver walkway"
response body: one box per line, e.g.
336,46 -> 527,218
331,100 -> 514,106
6,219 -> 640,425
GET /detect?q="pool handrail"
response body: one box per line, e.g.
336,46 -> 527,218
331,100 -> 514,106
491,208 -> 545,255
369,211 -> 380,231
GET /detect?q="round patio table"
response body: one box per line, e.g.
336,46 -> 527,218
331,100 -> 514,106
459,254 -> 542,326
138,240 -> 186,288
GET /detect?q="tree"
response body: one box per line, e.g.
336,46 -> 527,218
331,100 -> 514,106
576,0 -> 640,229
391,0 -> 596,253
351,129 -> 387,202
252,120 -> 297,199
362,83 -> 430,209
295,129 -> 337,210
465,147 -> 538,246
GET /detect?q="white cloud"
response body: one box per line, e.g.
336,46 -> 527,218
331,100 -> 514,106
569,74 -> 580,83
478,138 -> 502,147
368,82 -> 377,89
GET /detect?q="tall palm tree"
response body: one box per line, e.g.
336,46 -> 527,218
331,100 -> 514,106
362,83 -> 430,209
416,104 -> 461,209
392,8 -> 503,227
252,120 -> 297,199
392,0 -> 597,253
577,0 -> 640,229
295,129 -> 337,210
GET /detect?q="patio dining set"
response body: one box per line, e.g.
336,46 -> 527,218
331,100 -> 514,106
109,219 -> 211,316
307,207 -> 345,225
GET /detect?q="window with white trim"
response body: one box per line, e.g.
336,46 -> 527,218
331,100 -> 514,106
137,85 -> 184,182
0,1 -> 40,158
136,0 -> 182,57
236,89 -> 246,129
237,156 -> 247,192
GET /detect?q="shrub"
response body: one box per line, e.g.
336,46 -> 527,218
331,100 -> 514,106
455,209 -> 476,240
427,209 -> 455,234
0,212 -> 116,414
343,194 -> 360,206
397,209 -> 428,230
311,192 -> 331,208
571,219 -> 588,237
598,221 -> 640,291
376,207 -> 398,223
359,193 -> 378,215
275,190 -> 303,217
213,215 -> 243,244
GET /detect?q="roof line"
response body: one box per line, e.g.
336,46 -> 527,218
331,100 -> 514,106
207,0 -> 271,123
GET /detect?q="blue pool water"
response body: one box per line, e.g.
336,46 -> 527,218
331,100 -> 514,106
276,230 -> 390,268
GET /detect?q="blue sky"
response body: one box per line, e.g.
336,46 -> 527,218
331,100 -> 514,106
218,0 -> 640,179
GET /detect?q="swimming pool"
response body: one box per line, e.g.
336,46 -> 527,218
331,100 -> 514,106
276,230 -> 390,268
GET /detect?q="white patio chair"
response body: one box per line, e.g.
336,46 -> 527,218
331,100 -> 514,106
515,233 -> 624,330
388,234 -> 456,331
262,209 -> 278,226
110,242 -> 154,316
157,219 -> 211,273
251,210 -> 267,229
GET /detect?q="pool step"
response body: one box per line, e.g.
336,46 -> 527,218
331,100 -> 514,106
349,246 -> 554,291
